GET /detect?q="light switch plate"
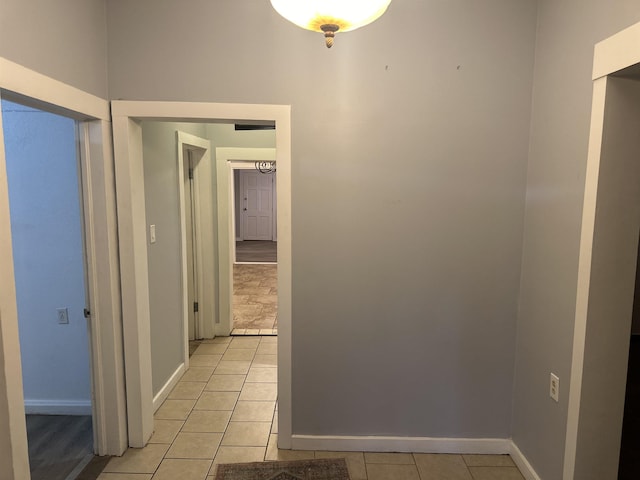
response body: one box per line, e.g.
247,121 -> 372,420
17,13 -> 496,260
150,224 -> 156,244
550,373 -> 559,402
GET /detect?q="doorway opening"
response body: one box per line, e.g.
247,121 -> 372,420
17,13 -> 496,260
176,131 -> 215,348
1,99 -> 94,479
618,149 -> 640,480
232,166 -> 278,336
565,29 -> 640,478
111,102 -> 292,449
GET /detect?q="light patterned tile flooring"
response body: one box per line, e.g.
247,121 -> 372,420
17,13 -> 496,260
232,264 -> 278,335
98,336 -> 524,480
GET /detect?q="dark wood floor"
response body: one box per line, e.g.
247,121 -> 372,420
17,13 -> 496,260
236,240 -> 277,263
26,414 -> 94,480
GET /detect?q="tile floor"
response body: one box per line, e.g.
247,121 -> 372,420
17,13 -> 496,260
231,264 -> 278,335
98,336 -> 525,480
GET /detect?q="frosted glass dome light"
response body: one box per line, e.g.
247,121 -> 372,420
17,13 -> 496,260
270,0 -> 393,48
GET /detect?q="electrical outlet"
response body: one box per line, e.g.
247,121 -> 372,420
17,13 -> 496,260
150,224 -> 156,244
550,373 -> 559,402
57,307 -> 69,324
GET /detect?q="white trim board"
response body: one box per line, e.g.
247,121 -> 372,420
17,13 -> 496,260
291,435 -> 511,454
292,436 -> 540,480
152,363 -> 185,413
24,400 -> 92,416
510,442 -> 542,480
0,57 -> 109,121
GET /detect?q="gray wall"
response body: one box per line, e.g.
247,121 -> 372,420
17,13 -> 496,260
511,1 -> 640,479
142,121 -> 278,394
0,0 -> 108,98
6,0 -> 640,474
142,121 -> 208,394
109,0 -> 537,439
2,100 -> 91,410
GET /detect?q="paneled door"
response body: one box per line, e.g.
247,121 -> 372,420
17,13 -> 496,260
240,170 -> 274,240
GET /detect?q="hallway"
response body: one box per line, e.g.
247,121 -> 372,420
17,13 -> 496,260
97,336 -> 525,480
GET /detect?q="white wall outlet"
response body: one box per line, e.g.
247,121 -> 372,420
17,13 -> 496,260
57,307 -> 69,324
150,224 -> 156,244
550,373 -> 560,402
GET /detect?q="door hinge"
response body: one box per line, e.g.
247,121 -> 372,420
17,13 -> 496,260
83,308 -> 91,318
188,167 -> 194,180
193,302 -> 199,313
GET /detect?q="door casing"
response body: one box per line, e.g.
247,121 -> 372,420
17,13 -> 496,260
111,103 -> 292,449
564,20 -> 640,480
177,132 -> 215,348
217,150 -> 277,334
0,58 -> 128,480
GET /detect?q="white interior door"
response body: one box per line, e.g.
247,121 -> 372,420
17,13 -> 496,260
241,170 -> 273,240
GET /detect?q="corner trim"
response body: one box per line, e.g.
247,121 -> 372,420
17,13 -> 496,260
510,441 -> 542,480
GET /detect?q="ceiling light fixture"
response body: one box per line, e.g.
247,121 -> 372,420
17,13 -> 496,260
255,161 -> 276,174
270,0 -> 392,48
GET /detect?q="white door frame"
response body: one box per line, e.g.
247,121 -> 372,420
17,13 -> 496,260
0,58 -> 128,480
177,131 -> 215,352
564,21 -> 640,480
215,152 -> 277,335
111,103 -> 292,449
226,155 -> 277,262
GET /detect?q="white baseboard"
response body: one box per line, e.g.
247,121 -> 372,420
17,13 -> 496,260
24,399 -> 92,415
152,363 -> 185,412
509,441 -> 542,480
291,435 -> 511,454
289,435 -> 541,479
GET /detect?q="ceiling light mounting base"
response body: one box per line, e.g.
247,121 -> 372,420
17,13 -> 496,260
321,24 -> 340,48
